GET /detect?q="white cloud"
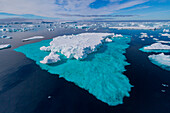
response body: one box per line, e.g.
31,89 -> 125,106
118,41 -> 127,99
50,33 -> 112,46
0,0 -> 149,19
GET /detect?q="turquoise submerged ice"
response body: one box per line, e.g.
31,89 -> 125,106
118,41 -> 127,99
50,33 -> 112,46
15,33 -> 132,106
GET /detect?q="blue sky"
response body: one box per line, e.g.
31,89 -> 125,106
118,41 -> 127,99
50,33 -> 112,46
0,0 -> 169,20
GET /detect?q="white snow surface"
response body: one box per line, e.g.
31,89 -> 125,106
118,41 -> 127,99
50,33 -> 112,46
149,53 -> 170,67
161,33 -> 170,38
40,33 -> 115,64
0,44 -> 11,50
140,33 -> 148,38
22,36 -> 44,42
144,43 -> 170,50
40,52 -> 61,64
109,26 -> 156,30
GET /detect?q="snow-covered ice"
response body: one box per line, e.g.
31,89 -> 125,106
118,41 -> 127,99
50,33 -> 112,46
140,33 -> 148,38
40,52 -> 61,64
163,29 -> 170,32
22,36 -> 44,42
144,43 -> 170,50
148,53 -> 170,71
109,26 -> 157,30
0,44 -> 11,50
160,33 -> 170,38
40,33 -> 115,62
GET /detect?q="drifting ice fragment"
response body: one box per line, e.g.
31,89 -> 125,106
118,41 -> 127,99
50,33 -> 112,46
148,53 -> 170,71
22,36 -> 44,42
0,44 -> 11,50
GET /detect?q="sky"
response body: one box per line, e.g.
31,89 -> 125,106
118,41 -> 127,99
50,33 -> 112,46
0,0 -> 170,20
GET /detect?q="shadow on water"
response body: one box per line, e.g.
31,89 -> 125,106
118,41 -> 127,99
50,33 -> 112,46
81,43 -> 108,61
0,63 -> 36,94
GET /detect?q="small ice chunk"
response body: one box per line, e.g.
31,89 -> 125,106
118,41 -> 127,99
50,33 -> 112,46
161,90 -> 166,93
48,96 -> 51,99
153,38 -> 159,41
141,39 -> 145,41
22,36 -> 44,42
157,40 -> 170,44
150,35 -> 153,38
160,33 -> 170,38
144,43 -> 170,50
40,52 -> 61,64
163,29 -> 170,33
162,84 -> 169,87
140,33 -> 148,38
148,53 -> 170,71
105,38 -> 112,42
0,44 -> 11,50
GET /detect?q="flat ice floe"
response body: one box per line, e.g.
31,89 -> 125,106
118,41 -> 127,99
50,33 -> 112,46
148,53 -> 170,71
109,26 -> 157,30
160,33 -> 170,38
22,36 -> 44,42
140,43 -> 170,53
15,33 -> 132,106
0,44 -> 11,50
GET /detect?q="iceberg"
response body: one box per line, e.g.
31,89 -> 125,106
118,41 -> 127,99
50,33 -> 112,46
163,29 -> 170,33
109,26 -> 157,30
148,53 -> 170,71
22,36 -> 44,42
160,33 -> 170,38
0,44 -> 11,50
15,33 -> 132,106
40,33 -> 114,60
140,43 -> 170,53
40,52 -> 61,64
140,33 -> 148,38
157,40 -> 170,44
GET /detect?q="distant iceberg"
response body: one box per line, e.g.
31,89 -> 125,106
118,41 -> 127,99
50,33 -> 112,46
15,33 -> 132,106
0,44 -> 11,50
148,53 -> 170,71
160,33 -> 170,38
22,36 -> 44,42
140,33 -> 148,38
109,26 -> 157,30
140,43 -> 170,53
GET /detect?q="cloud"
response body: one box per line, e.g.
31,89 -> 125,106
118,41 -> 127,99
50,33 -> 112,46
0,0 -> 149,19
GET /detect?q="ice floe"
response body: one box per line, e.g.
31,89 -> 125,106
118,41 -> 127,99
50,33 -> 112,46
0,44 -> 11,50
143,43 -> 170,50
109,26 -> 157,30
140,33 -> 148,38
163,29 -> 170,32
140,43 -> 170,53
15,33 -> 132,106
148,53 -> 170,71
160,33 -> 170,38
22,36 -> 44,42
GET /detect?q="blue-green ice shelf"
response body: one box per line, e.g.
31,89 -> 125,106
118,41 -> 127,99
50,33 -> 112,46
15,35 -> 132,106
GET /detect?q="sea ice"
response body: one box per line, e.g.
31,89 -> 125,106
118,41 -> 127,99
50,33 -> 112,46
163,29 -> 170,32
40,52 -> 61,64
0,44 -> 11,50
148,53 -> 170,71
15,33 -> 132,106
160,33 -> 170,38
143,43 -> 170,50
109,26 -> 156,30
40,33 -> 114,60
157,40 -> 170,44
140,33 -> 148,38
140,43 -> 170,53
22,36 -> 44,42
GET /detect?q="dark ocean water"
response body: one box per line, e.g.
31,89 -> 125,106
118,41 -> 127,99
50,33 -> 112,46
0,27 -> 170,113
